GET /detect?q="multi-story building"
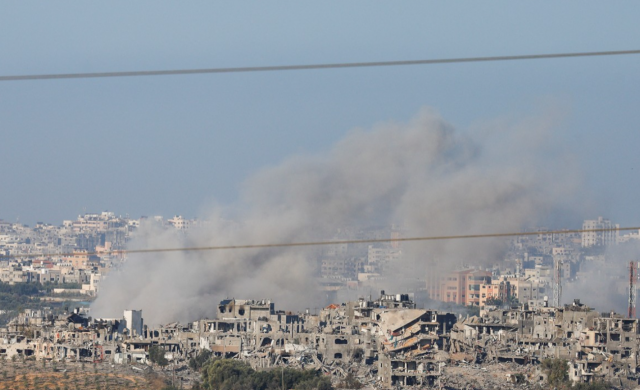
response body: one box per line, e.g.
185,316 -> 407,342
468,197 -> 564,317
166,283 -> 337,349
434,269 -> 492,306
523,264 -> 553,285
64,250 -> 101,270
581,217 -> 619,247
509,277 -> 547,304
168,215 -> 193,230
320,257 -> 362,279
479,277 -> 512,307
367,245 -> 401,264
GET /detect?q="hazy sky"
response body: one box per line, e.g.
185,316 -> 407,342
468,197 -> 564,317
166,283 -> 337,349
1,2 -> 639,227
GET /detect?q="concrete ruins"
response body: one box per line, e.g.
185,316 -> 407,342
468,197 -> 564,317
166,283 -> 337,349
2,294 -> 640,388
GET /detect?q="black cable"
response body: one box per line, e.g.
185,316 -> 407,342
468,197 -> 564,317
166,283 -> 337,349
1,49 -> 639,82
0,226 -> 636,260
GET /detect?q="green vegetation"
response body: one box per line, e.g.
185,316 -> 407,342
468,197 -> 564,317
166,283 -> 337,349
541,358 -> 569,386
541,359 -> 611,390
149,345 -> 169,367
41,282 -> 83,291
336,373 -> 362,389
201,359 -> 332,390
0,281 -> 93,326
573,382 -> 612,390
0,282 -> 44,325
189,349 -> 212,371
0,282 -> 42,295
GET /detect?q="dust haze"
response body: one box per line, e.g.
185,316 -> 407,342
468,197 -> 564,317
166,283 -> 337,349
91,107 -> 580,324
564,241 -> 640,314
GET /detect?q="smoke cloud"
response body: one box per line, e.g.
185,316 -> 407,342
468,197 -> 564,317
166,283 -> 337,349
91,107 -> 579,324
564,241 -> 640,314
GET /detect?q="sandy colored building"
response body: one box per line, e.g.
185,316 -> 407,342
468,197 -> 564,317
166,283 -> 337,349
436,269 -> 492,306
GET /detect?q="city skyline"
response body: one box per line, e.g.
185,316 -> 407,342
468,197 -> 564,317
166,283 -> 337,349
2,3 -> 640,388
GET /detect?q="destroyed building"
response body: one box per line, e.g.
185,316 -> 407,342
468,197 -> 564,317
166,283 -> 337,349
3,293 -> 640,388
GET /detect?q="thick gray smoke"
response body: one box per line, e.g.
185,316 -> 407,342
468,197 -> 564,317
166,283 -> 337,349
564,241 -> 640,314
92,107 -> 578,324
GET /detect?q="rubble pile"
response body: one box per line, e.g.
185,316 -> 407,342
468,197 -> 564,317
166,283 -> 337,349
2,294 -> 640,388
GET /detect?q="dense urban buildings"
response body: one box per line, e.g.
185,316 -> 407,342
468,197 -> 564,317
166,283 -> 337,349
0,212 -> 203,293
1,212 -> 639,388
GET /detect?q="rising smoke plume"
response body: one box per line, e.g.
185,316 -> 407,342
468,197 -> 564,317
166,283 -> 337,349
91,107 -> 579,324
564,241 -> 640,314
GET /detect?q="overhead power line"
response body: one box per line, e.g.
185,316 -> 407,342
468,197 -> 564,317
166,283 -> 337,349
1,226 -> 637,260
1,49 -> 639,82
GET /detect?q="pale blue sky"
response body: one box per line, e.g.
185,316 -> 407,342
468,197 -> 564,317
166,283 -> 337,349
1,2 -> 639,226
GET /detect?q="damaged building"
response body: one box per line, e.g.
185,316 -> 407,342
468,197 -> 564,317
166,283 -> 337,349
3,293 -> 640,388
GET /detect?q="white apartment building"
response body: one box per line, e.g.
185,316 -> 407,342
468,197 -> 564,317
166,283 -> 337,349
524,265 -> 553,285
168,215 -> 191,230
581,217 -> 619,247
367,246 -> 401,264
